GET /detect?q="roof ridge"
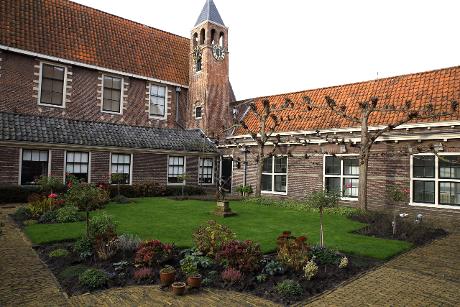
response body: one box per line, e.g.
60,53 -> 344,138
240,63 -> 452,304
67,0 -> 189,42
240,65 -> 460,103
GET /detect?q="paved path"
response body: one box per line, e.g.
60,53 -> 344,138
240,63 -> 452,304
1,204 -> 459,307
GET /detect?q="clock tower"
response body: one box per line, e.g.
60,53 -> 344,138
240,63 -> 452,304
188,0 -> 234,139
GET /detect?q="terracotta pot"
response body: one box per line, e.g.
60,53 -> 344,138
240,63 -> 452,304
160,271 -> 175,286
171,282 -> 186,296
186,274 -> 202,288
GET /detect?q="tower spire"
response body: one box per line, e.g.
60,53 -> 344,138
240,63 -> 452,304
195,0 -> 225,27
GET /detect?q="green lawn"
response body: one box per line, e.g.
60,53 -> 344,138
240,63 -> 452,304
25,198 -> 412,260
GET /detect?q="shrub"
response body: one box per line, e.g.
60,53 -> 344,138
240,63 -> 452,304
65,183 -> 108,211
56,205 -> 81,223
24,219 -> 38,226
38,209 -> 58,224
135,240 -> 174,267
276,279 -> 303,298
79,268 -> 108,290
59,264 -> 88,279
95,237 -> 120,261
309,245 -> 341,265
117,233 -> 142,252
88,213 -> 117,242
339,256 -> 349,269
276,231 -> 309,271
193,220 -> 236,257
37,176 -> 65,194
27,196 -> 55,218
180,248 -> 213,271
0,185 -> 40,204
180,257 -> 199,276
13,206 -> 32,221
236,185 -> 253,196
303,260 -> 318,280
263,260 -> 285,276
221,267 -> 243,284
256,274 -> 268,283
133,267 -> 154,281
106,182 -> 205,198
216,240 -> 262,272
49,248 -> 69,258
202,270 -> 219,286
74,236 -> 93,259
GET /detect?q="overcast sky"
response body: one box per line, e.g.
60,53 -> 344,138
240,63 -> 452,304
73,0 -> 459,100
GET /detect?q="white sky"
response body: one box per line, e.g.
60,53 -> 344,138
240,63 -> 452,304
72,0 -> 459,100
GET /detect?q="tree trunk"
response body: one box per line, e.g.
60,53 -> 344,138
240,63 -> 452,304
319,206 -> 324,247
254,144 -> 265,197
358,154 -> 369,211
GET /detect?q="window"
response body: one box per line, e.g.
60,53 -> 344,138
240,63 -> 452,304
411,154 -> 460,207
102,75 -> 122,113
111,153 -> 131,184
324,155 -> 359,199
150,84 -> 166,117
21,149 -> 49,185
261,156 -> 287,194
66,152 -> 89,182
40,63 -> 65,106
199,158 -> 213,184
168,156 -> 185,184
195,106 -> 202,119
196,57 -> 202,72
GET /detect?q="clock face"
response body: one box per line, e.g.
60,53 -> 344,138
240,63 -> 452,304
212,45 -> 225,61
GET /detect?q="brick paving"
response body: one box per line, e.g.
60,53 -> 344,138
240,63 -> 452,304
1,204 -> 459,307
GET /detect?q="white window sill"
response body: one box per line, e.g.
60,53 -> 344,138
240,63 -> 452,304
102,110 -> 122,115
149,115 -> 167,120
38,102 -> 65,109
261,191 -> 288,196
340,197 -> 359,202
409,202 -> 460,210
167,182 -> 186,186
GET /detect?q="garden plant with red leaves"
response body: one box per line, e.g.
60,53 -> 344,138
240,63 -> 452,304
135,240 -> 174,267
276,231 -> 309,271
216,240 -> 263,272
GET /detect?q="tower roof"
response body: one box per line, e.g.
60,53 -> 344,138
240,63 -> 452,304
195,0 -> 225,27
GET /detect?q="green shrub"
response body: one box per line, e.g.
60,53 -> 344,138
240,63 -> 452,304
88,213 -> 117,242
106,182 -> 205,198
36,176 -> 65,194
263,260 -> 285,276
0,185 -> 41,204
39,210 -> 58,224
49,248 -> 69,258
276,279 -> 303,298
23,219 -> 38,226
13,206 -> 32,221
56,205 -> 81,223
59,264 -> 89,279
74,236 -> 93,259
256,273 -> 268,283
65,183 -> 108,211
303,260 -> 318,280
27,196 -> 55,218
180,257 -> 199,276
309,245 -> 341,265
193,220 -> 236,257
79,268 -> 108,290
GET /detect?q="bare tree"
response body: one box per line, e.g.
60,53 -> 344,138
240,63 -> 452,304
303,96 -> 458,210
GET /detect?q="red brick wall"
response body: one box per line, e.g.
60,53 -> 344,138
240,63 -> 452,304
50,149 -> 65,182
132,153 -> 167,185
0,51 -> 187,128
0,146 -> 19,185
90,151 -> 110,184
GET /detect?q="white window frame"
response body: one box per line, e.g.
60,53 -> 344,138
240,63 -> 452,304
410,153 -> 460,209
167,155 -> 186,186
109,153 -> 132,185
148,83 -> 168,120
101,74 -> 124,115
37,61 -> 67,109
198,157 -> 214,185
323,154 -> 359,201
64,151 -> 91,183
19,148 -> 52,185
261,155 -> 288,195
195,106 -> 203,119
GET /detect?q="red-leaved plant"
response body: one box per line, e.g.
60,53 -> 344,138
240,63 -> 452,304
276,231 -> 309,271
216,240 -> 262,272
221,267 -> 243,284
133,267 -> 154,281
135,240 -> 174,267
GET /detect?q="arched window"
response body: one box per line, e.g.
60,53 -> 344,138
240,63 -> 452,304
200,29 -> 205,45
219,32 -> 224,47
193,33 -> 198,47
210,29 -> 216,45
195,106 -> 202,119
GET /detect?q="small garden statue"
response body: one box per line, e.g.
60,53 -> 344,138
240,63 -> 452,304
215,178 -> 235,217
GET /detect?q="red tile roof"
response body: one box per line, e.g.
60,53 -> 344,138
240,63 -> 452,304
236,66 -> 460,135
0,0 -> 190,85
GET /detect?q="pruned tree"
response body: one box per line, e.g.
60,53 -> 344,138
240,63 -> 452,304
303,96 -> 459,210
230,99 -> 293,196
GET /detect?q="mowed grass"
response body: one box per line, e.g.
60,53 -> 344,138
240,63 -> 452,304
24,197 -> 412,260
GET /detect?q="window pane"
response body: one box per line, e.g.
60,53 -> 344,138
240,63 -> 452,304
413,156 -> 435,178
274,157 -> 287,173
325,156 -> 341,175
439,156 -> 460,179
439,182 -> 460,206
274,175 -> 287,192
158,86 -> 165,97
51,92 -> 63,105
21,161 -> 48,185
104,76 -> 113,88
343,178 -> 359,198
343,158 -> 359,175
52,80 -> 63,93
23,150 -> 32,161
261,174 -> 272,191
42,79 -> 53,91
53,66 -> 65,80
325,177 -> 340,193
263,157 -> 272,173
111,100 -> 120,113
413,180 -> 435,204
39,151 -> 48,161
112,77 -> 122,90
43,64 -> 54,78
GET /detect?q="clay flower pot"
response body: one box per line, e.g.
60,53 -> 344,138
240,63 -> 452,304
186,274 -> 202,288
160,266 -> 176,286
171,282 -> 186,296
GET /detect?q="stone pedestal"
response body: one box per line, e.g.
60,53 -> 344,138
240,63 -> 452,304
214,201 -> 236,217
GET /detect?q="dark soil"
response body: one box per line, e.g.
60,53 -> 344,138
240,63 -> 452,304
36,244 -> 380,305
350,211 -> 448,245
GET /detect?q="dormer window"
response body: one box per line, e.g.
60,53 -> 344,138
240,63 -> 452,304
102,75 -> 123,114
39,63 -> 66,107
195,106 -> 202,119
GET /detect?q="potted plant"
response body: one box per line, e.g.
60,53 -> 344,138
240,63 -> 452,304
171,281 -> 186,296
160,265 -> 176,286
186,273 -> 202,288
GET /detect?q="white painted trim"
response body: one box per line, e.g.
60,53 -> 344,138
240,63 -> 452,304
323,154 -> 359,201
198,156 -> 215,185
0,44 -> 188,88
167,155 -> 186,186
261,155 -> 288,195
148,83 -> 168,120
18,148 -> 22,185
37,61 -> 67,109
194,106 -> 203,119
18,148 -> 51,185
410,153 -> 460,208
101,74 -> 124,115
